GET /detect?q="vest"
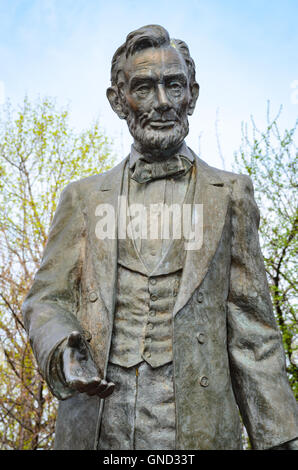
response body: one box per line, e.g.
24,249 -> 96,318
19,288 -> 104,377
108,161 -> 195,368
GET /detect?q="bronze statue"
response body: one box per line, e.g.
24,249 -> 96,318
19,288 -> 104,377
22,25 -> 298,450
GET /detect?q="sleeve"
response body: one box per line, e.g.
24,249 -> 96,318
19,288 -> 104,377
22,182 -> 87,400
227,174 -> 298,450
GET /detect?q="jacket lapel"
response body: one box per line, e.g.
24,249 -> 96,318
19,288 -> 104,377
91,158 -> 127,317
173,155 -> 231,317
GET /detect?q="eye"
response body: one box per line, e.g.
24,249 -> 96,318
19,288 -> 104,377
134,84 -> 152,98
169,81 -> 181,89
167,81 -> 183,95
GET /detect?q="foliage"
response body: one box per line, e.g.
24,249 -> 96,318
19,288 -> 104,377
0,96 -> 114,449
234,104 -> 298,398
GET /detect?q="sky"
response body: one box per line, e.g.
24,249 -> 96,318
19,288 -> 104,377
0,0 -> 297,170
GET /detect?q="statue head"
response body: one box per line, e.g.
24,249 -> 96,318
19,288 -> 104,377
107,25 -> 199,158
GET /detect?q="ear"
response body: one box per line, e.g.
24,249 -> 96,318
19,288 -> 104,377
106,86 -> 127,120
187,82 -> 200,116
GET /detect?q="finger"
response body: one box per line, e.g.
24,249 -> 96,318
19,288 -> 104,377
96,379 -> 108,393
67,331 -> 82,349
82,377 -> 102,395
85,379 -> 108,397
86,386 -> 103,396
67,331 -> 88,358
98,382 -> 115,398
68,374 -> 101,394
85,378 -> 111,397
68,378 -> 88,392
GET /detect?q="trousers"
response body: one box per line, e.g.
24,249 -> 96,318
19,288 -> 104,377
98,361 -> 176,450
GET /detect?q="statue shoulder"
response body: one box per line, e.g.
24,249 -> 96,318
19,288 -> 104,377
192,152 -> 254,199
60,157 -> 128,200
215,168 -> 254,198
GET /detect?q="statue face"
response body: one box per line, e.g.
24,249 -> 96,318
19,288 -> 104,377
120,46 -> 194,154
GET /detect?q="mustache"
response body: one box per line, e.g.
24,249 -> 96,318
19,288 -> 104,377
139,110 -> 179,128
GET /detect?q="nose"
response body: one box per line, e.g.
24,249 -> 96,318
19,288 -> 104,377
155,84 -> 171,111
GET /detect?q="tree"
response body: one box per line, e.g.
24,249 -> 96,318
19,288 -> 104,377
234,104 -> 298,398
0,97 -> 114,449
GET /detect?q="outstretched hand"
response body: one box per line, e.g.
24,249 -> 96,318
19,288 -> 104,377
62,331 -> 115,398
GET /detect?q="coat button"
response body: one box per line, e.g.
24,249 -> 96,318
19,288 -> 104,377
199,376 -> 209,387
196,292 -> 203,303
89,291 -> 98,303
196,333 -> 205,344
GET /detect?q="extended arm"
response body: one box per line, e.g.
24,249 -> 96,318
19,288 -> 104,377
22,183 -> 114,399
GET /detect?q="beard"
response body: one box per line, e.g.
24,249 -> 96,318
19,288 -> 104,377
126,109 -> 189,153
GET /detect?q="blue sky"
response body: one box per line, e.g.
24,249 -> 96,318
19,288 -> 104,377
1,0 -> 297,169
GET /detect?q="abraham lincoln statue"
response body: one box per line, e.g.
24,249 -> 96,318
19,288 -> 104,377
22,25 -> 298,450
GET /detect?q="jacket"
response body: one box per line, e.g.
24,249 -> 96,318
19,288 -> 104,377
22,151 -> 298,450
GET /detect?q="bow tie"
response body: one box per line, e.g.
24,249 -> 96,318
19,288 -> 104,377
130,155 -> 192,184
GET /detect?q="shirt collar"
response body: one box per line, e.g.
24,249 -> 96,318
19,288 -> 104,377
129,141 -> 194,169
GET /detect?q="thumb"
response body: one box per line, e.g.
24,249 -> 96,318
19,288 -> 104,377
67,331 -> 83,349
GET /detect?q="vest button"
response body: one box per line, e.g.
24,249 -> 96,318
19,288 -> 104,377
199,376 -> 209,387
196,292 -> 203,303
149,310 -> 156,317
196,333 -> 205,344
151,294 -> 158,301
148,323 -> 154,330
88,291 -> 98,303
149,278 -> 157,285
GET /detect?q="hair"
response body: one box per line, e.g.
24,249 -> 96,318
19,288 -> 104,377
110,24 -> 197,88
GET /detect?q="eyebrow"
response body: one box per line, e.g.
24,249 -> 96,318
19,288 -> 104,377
130,75 -> 154,88
163,73 -> 187,84
130,72 -> 187,89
